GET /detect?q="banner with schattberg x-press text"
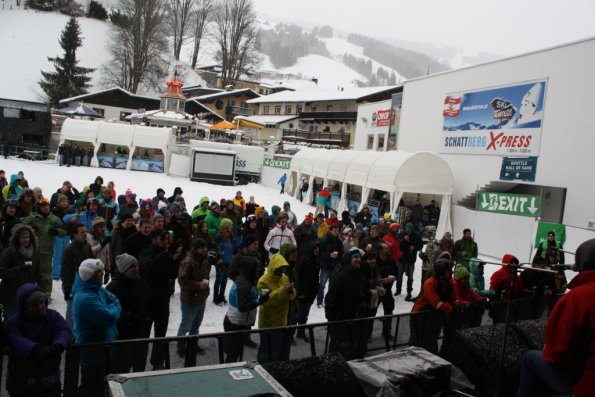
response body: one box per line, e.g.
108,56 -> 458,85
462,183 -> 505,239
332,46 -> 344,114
441,79 -> 547,156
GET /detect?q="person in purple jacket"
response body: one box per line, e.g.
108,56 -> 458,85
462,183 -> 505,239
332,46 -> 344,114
4,283 -> 73,397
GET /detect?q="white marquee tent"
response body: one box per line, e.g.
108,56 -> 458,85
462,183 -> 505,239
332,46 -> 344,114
59,118 -> 171,170
288,148 -> 455,236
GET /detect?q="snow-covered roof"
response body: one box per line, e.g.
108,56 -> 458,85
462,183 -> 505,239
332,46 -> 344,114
191,88 -> 260,102
234,115 -> 298,126
247,86 -> 398,104
59,87 -> 158,104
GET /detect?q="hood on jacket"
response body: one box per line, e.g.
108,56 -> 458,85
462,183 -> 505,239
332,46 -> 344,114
16,283 -> 44,312
199,196 -> 209,206
72,272 -> 101,296
280,243 -> 298,261
9,223 -> 38,249
271,205 -> 281,214
267,253 -> 288,277
9,174 -> 21,186
308,241 -> 321,257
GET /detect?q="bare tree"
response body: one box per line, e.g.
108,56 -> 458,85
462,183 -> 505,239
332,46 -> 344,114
212,0 -> 261,87
101,0 -> 168,94
189,0 -> 212,69
168,0 -> 195,61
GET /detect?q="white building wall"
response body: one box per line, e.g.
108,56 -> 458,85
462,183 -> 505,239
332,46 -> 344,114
353,100 -> 391,151
397,38 -> 595,229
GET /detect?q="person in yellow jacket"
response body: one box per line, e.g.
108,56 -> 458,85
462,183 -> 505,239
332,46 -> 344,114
256,253 -> 296,363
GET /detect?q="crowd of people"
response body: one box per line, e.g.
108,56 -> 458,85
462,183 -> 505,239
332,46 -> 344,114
0,167 -> 589,396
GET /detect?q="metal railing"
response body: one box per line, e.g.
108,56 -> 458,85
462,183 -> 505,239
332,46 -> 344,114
0,296 -> 553,396
281,129 -> 351,148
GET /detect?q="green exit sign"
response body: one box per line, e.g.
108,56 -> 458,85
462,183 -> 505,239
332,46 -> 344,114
476,192 -> 541,217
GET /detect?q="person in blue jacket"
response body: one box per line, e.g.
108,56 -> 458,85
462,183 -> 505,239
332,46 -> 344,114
72,258 -> 121,397
277,173 -> 287,194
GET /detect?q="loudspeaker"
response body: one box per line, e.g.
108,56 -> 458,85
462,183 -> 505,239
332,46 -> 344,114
444,319 -> 546,397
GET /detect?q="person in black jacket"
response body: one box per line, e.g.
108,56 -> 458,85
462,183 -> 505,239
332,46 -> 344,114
296,242 -> 320,342
324,249 -> 368,359
138,229 -> 183,370
123,219 -> 153,260
107,253 -> 149,373
317,225 -> 344,307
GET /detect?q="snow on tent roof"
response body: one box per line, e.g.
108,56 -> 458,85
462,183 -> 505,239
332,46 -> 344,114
60,118 -> 98,143
132,125 -> 170,149
97,122 -> 133,147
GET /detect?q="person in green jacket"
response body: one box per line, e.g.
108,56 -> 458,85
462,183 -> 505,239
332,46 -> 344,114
205,201 -> 222,238
468,260 -> 495,298
191,197 -> 210,229
453,228 -> 478,270
19,198 -> 66,295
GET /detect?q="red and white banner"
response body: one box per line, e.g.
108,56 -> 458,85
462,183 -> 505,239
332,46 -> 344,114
443,97 -> 461,117
373,109 -> 392,127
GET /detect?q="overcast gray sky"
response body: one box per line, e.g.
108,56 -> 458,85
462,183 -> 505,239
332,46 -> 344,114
252,0 -> 595,56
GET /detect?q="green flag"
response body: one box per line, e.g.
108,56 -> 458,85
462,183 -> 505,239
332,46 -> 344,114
534,222 -> 566,247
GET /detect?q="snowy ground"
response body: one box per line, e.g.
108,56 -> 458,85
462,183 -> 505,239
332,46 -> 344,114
1,157 -> 506,337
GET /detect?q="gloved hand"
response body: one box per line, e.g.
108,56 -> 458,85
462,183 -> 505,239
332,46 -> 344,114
62,285 -> 72,301
269,247 -> 279,254
48,227 -> 59,236
101,235 -> 112,247
20,263 -> 33,272
32,344 -> 64,359
258,291 -> 270,305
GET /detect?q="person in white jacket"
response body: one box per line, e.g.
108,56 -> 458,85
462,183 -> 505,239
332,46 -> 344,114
264,212 -> 296,258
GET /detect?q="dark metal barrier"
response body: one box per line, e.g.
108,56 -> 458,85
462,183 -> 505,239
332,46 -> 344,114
0,296 -> 554,396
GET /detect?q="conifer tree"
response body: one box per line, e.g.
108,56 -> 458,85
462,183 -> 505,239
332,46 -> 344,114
39,17 -> 95,107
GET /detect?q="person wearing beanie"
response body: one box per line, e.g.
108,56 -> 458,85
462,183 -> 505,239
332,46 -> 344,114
489,254 -> 530,301
4,283 -> 73,397
317,224 -> 344,307
213,217 -> 242,305
452,265 -> 481,304
72,258 -> 120,396
264,212 -> 297,259
411,258 -> 462,354
294,213 -> 317,258
152,213 -> 165,230
124,218 -> 153,260
152,188 -> 168,210
168,187 -> 184,204
191,197 -> 211,229
205,201 -> 222,238
176,238 -> 211,356
324,245 -> 369,359
224,232 -> 264,361
86,216 -> 111,284
106,253 -> 149,373
282,201 -> 298,229
518,238 -> 595,397
222,199 -> 242,236
453,228 -> 478,270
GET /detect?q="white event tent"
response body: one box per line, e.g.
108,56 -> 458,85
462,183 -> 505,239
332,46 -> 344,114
59,118 -> 171,171
288,148 -> 454,236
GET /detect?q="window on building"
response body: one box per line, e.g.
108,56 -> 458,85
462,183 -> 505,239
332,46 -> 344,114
285,105 -> 291,114
340,103 -> 347,111
327,105 -> 333,111
264,106 -> 270,115
367,135 -> 374,150
297,105 -> 302,113
311,106 -> 317,112
377,135 -> 385,151
339,125 -> 346,133
3,108 -> 20,118
275,106 -> 281,114
92,108 -> 105,117
20,109 -> 36,121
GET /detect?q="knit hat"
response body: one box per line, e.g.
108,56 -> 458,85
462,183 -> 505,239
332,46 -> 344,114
157,201 -> 168,211
454,264 -> 470,280
210,201 -> 220,211
389,223 -> 400,231
574,238 -> 595,272
502,254 -> 519,265
120,213 -> 133,222
79,259 -> 104,281
243,234 -> 258,247
348,247 -> 364,259
280,243 -> 298,259
116,253 -> 137,274
343,227 -> 353,234
152,213 -> 164,222
220,218 -> 233,229
92,216 -> 106,228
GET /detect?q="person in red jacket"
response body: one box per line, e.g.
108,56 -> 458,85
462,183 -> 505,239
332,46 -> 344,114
383,223 -> 403,263
517,238 -> 595,397
411,258 -> 462,354
489,254 -> 530,301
